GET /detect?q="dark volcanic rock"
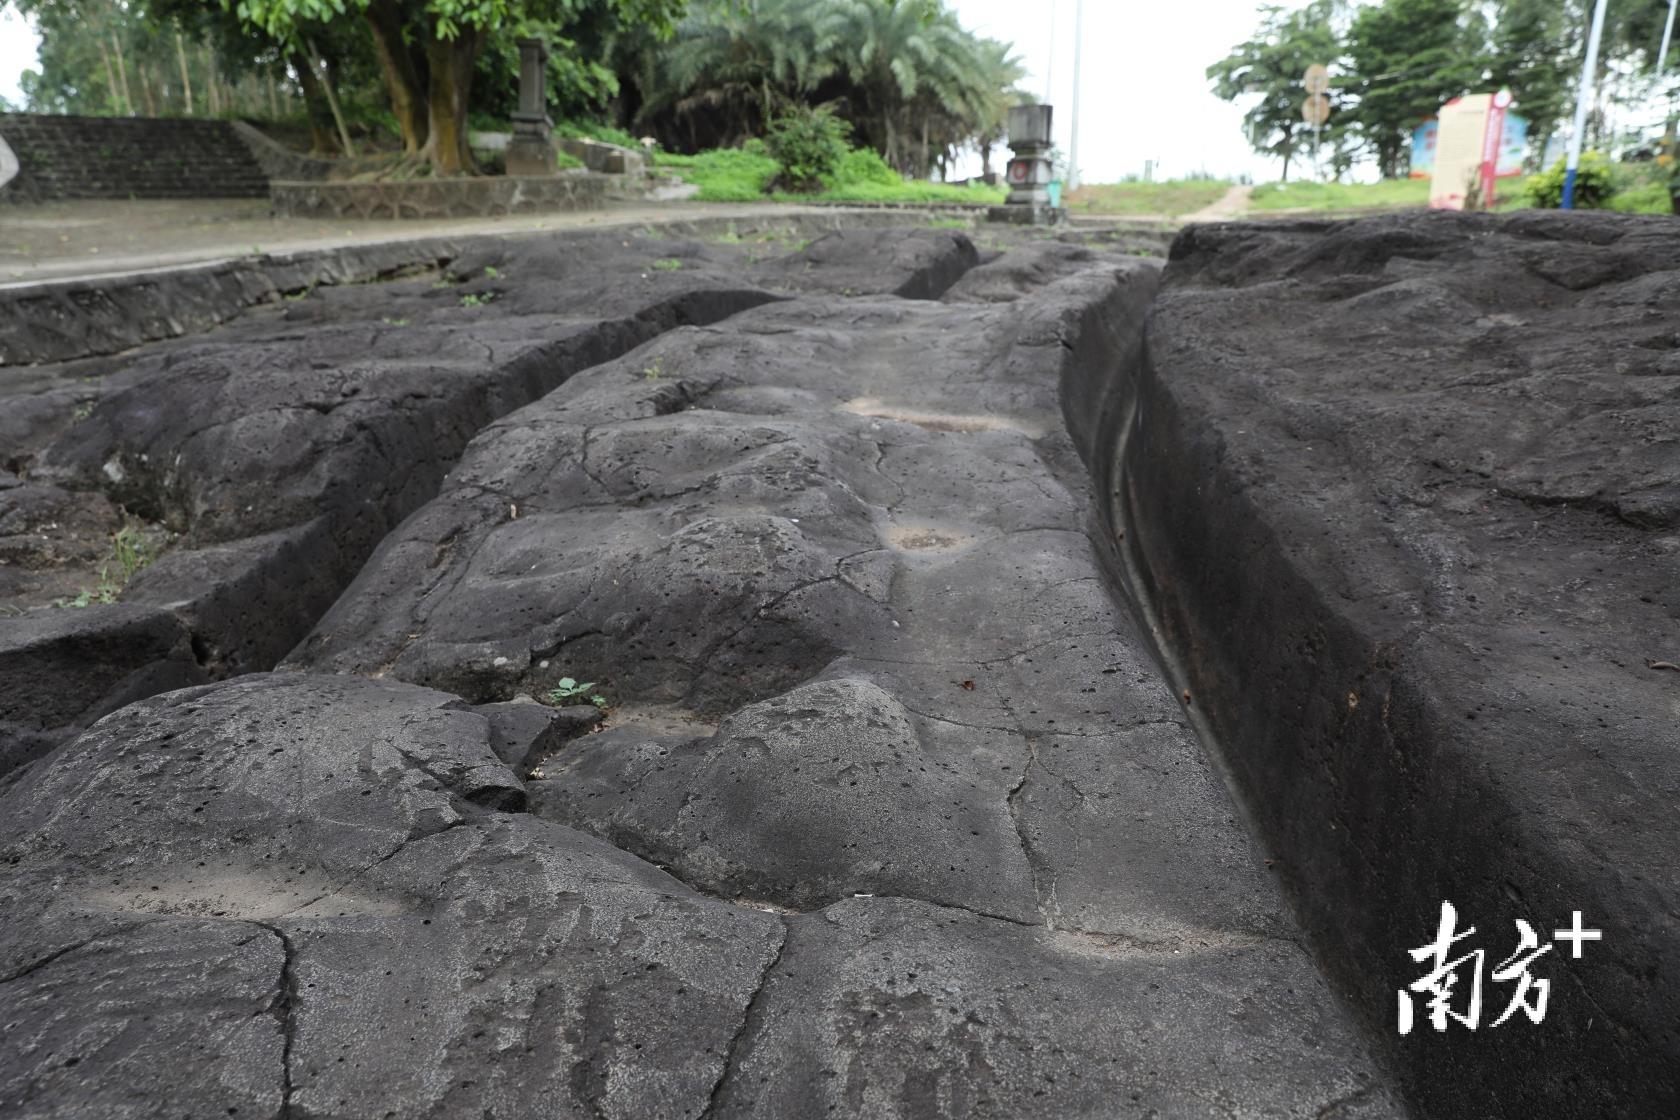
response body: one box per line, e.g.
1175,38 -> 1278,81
0,673 -> 782,1120
756,227 -> 980,298
1104,210 -> 1680,1117
539,677 -> 1040,920
0,601 -> 204,779
2,232 -> 782,746
2,224 -> 1420,1116
716,897 -> 1393,1120
287,247 -> 1398,1113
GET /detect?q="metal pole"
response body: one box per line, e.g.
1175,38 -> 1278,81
1044,0 -> 1055,104
1067,0 -> 1083,190
1562,0 -> 1610,209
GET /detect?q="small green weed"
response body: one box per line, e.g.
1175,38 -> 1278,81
545,677 -> 610,709
459,292 -> 494,308
483,265 -> 501,279
382,316 -> 410,326
71,402 -> 93,422
643,356 -> 665,380
53,520 -> 161,609
650,258 -> 684,271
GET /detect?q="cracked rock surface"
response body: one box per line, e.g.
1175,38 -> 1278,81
1,226 -> 982,774
2,222 -> 1394,1118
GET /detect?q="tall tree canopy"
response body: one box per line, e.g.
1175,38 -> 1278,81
1206,0 -> 1343,183
629,0 -> 1024,176
1211,0 -> 1674,180
227,0 -> 684,172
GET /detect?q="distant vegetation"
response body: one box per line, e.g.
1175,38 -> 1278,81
1064,180 -> 1231,217
1248,178 -> 1430,212
12,0 -> 1028,189
1210,0 -> 1679,183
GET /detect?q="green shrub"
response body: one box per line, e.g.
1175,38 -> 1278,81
764,106 -> 852,192
1523,152 -> 1615,209
825,146 -> 899,188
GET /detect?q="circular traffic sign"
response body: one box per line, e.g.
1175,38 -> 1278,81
1301,93 -> 1331,126
1303,64 -> 1330,95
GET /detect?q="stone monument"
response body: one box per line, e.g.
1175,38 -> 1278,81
505,37 -> 558,177
988,104 -> 1064,226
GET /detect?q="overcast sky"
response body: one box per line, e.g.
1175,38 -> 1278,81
0,0 -> 1303,183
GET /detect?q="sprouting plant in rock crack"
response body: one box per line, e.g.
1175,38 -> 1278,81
483,265 -> 501,279
459,292 -> 495,308
53,519 -> 163,609
70,401 -> 94,422
545,677 -> 610,709
382,317 -> 410,327
651,257 -> 684,271
642,356 -> 665,380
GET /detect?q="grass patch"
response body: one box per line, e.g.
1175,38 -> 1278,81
1064,180 -> 1229,216
653,148 -> 780,201
1248,178 -> 1430,212
1606,180 -> 1674,214
650,257 -> 684,271
776,180 -> 1004,205
656,143 -> 1006,205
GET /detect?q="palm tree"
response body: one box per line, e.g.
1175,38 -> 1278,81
635,0 -> 835,147
816,0 -> 1021,175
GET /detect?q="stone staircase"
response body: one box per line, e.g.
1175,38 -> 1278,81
0,113 -> 270,203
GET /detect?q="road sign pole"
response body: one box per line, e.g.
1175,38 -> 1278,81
1067,0 -> 1083,191
1563,0 -> 1610,209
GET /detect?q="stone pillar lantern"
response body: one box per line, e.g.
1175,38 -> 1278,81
988,104 -> 1064,225
506,37 -> 559,177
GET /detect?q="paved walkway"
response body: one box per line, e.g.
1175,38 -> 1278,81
0,198 -> 817,286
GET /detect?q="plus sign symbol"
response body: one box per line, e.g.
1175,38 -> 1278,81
1553,911 -> 1603,959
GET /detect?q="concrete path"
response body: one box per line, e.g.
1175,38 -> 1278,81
1180,183 -> 1254,223
0,198 -> 837,286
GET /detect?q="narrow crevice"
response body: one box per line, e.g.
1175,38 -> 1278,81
0,931 -> 115,985
251,920 -> 299,1120
698,914 -> 788,1120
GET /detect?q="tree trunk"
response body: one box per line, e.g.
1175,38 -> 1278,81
96,37 -> 121,115
110,33 -> 134,115
267,69 -> 279,119
205,48 -> 221,115
175,30 -> 194,115
980,139 -> 992,180
291,53 -> 340,155
363,0 -> 429,153
422,26 -> 479,176
309,41 -> 357,157
140,64 -> 157,116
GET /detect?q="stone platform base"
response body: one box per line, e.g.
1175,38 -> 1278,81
270,172 -> 610,220
986,203 -> 1067,226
